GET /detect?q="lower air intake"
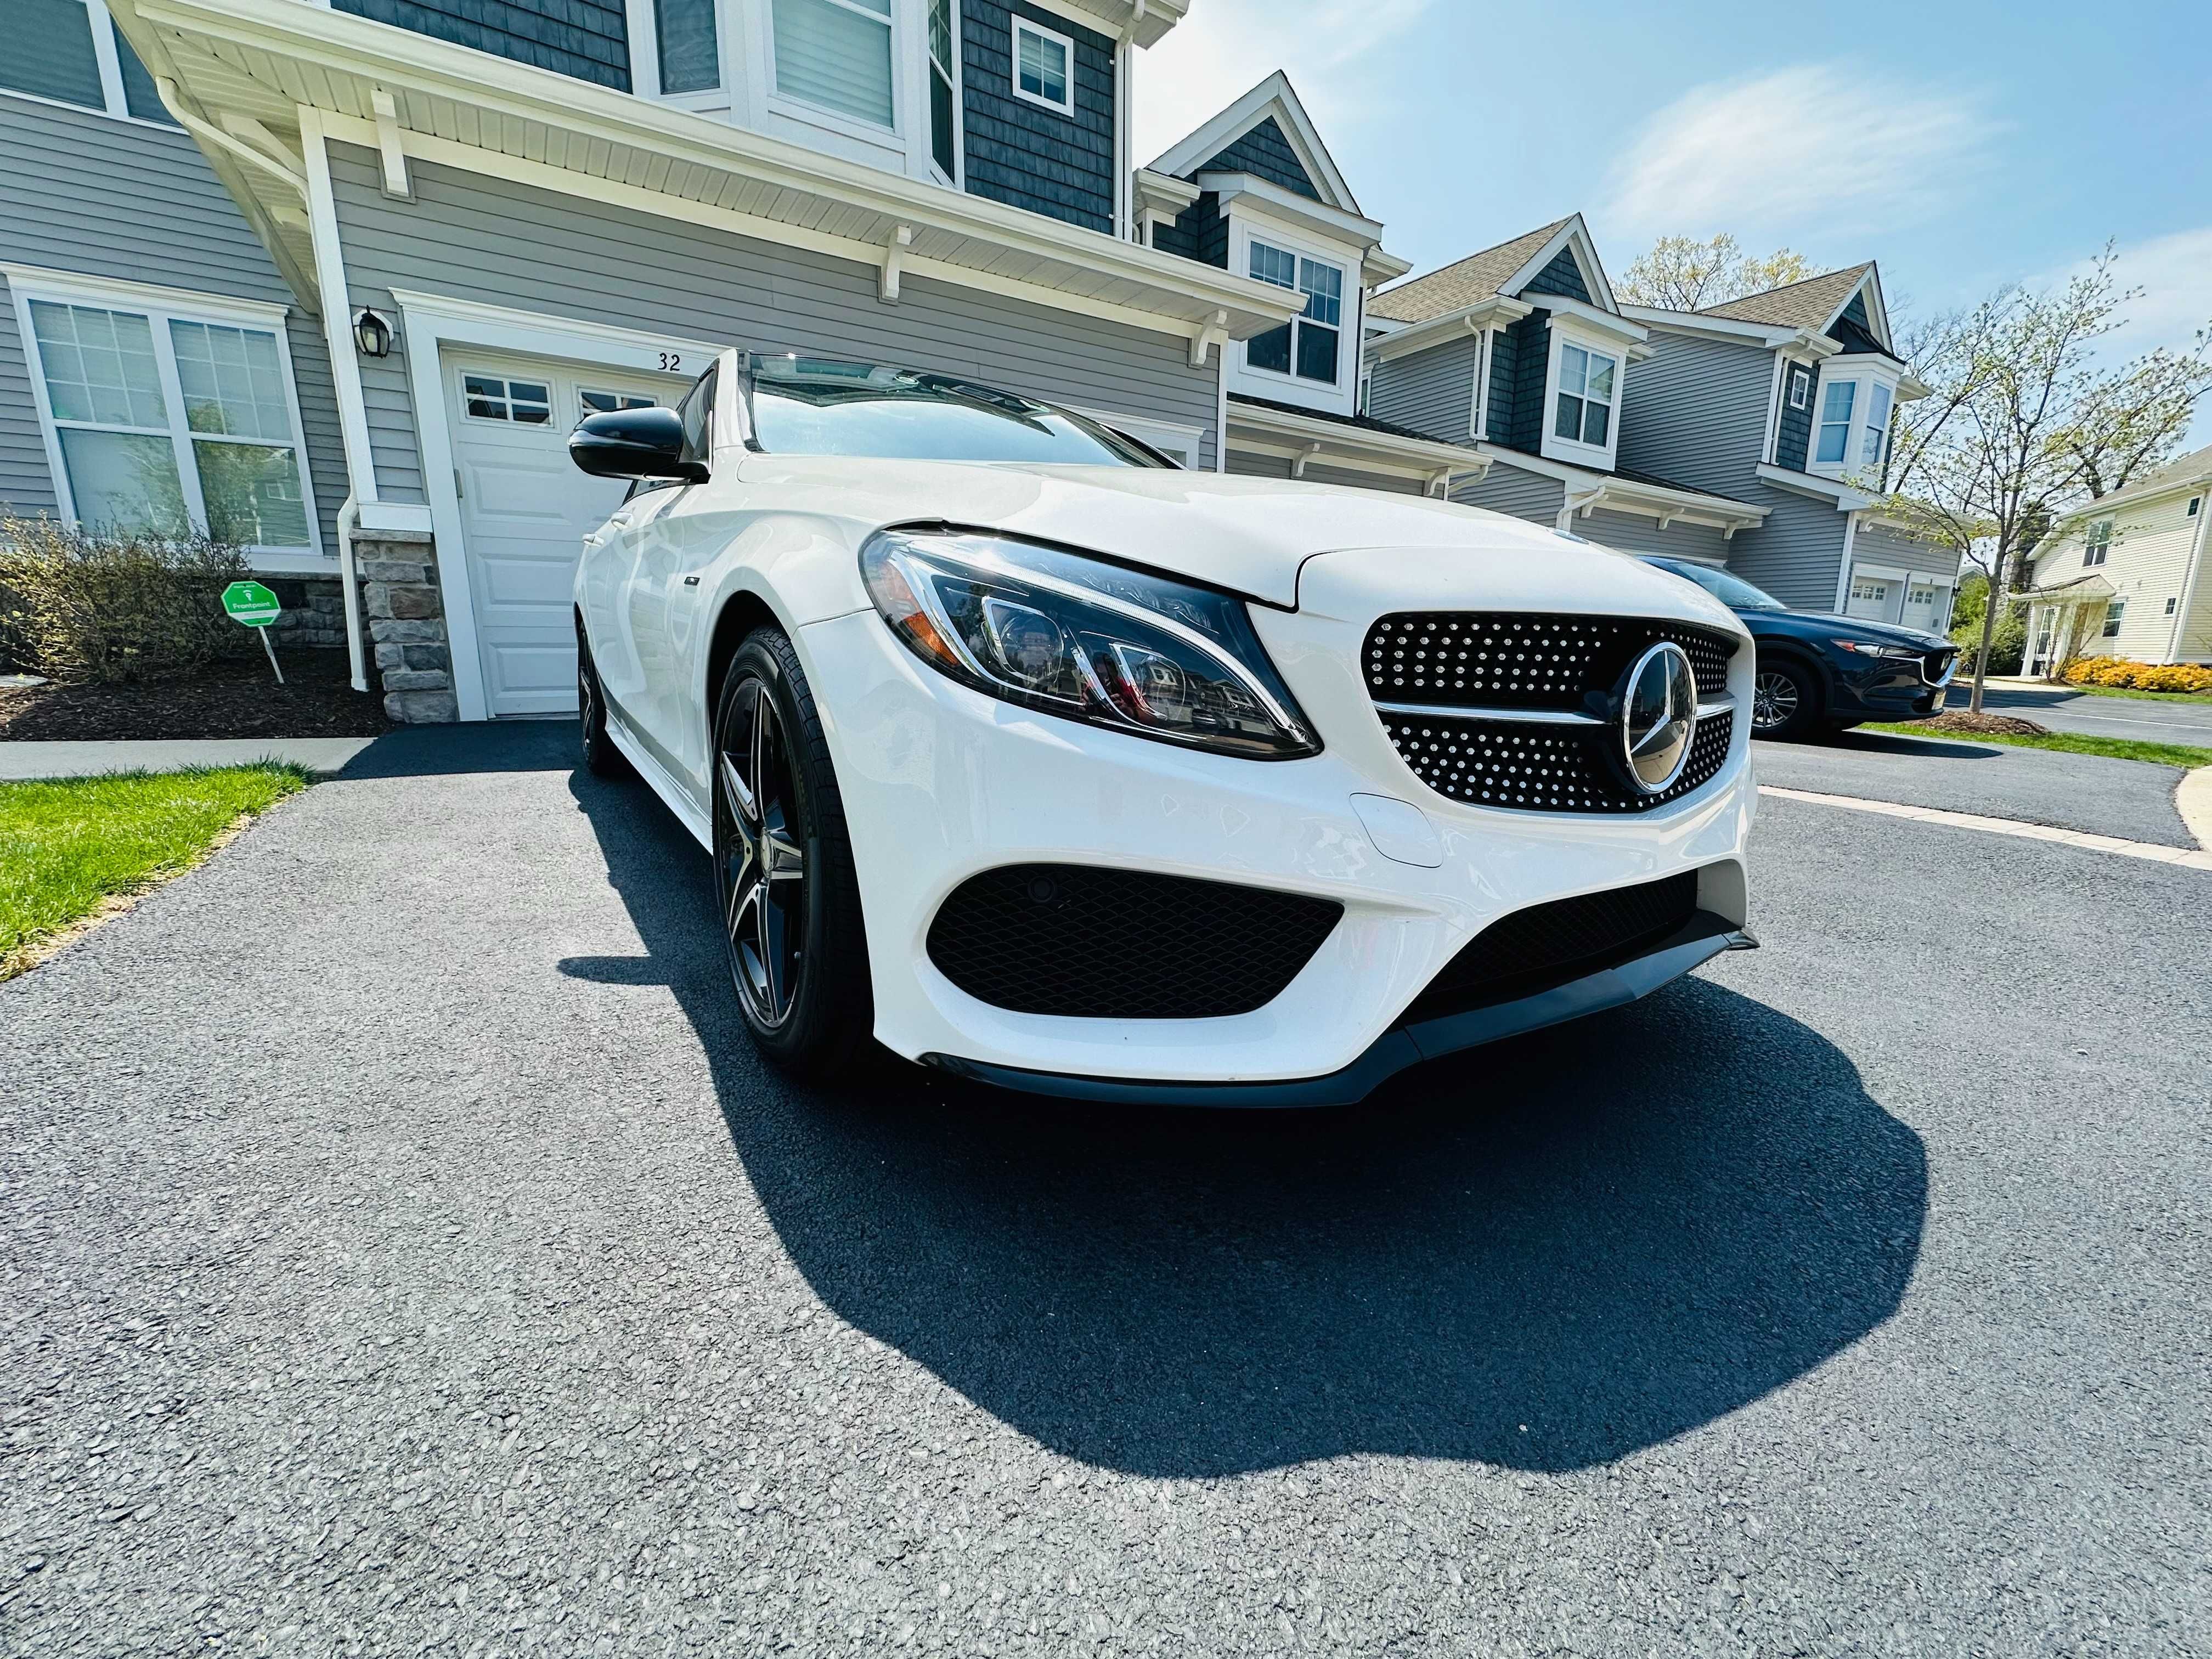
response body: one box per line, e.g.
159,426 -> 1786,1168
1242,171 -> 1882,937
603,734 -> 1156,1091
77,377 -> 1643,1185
1401,870 -> 1702,1025
927,865 -> 1343,1020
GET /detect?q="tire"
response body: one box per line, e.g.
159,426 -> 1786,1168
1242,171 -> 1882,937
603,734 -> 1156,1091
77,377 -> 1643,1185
710,628 -> 873,1077
577,623 -> 631,778
1750,657 -> 1820,742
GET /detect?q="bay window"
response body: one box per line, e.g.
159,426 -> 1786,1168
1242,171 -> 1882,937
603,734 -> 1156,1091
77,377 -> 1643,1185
1553,341 -> 1616,449
1861,381 -> 1893,468
927,0 -> 957,178
652,0 -> 720,94
1815,379 -> 1856,465
772,0 -> 895,127
19,288 -> 317,553
1245,241 -> 1342,385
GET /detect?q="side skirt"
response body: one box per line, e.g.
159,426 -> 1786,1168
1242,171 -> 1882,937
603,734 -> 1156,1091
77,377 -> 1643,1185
605,709 -> 713,850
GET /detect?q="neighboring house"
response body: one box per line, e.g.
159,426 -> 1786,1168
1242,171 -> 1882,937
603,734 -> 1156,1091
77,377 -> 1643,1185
7,0 -> 1303,720
1132,74 -> 1482,498
1622,266 -> 1961,631
2020,444 -> 2212,674
1363,215 -> 1771,559
1,0 -> 352,650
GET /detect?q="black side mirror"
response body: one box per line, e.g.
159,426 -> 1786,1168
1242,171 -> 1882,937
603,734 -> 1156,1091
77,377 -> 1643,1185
568,406 -> 706,482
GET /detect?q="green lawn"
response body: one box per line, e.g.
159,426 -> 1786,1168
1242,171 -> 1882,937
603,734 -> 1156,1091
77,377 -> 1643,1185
1866,723 -> 2212,770
2055,682 -> 2212,705
0,764 -> 309,978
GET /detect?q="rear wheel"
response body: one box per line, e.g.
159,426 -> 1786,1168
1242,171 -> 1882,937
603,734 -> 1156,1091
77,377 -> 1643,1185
711,629 -> 872,1076
1750,658 -> 1819,742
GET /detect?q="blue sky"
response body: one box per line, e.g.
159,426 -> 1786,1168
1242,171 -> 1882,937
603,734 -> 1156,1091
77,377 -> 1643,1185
1135,0 -> 2212,440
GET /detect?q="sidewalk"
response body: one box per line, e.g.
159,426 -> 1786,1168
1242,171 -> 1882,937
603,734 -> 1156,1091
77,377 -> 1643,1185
0,736 -> 378,780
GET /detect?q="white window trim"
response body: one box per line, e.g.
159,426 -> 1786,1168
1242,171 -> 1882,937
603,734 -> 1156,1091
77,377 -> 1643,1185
1787,363 -> 1812,410
1,0 -> 179,129
752,0 -> 909,159
1231,223 -> 1350,394
3,263 -> 326,568
1807,359 -> 1903,482
1009,15 -> 1076,116
923,0 -> 963,188
621,0 -> 732,111
1538,319 -> 1621,467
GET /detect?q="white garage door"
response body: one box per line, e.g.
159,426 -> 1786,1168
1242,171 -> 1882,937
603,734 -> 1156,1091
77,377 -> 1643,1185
1902,580 -> 1947,633
1844,574 -> 1895,622
447,354 -> 680,717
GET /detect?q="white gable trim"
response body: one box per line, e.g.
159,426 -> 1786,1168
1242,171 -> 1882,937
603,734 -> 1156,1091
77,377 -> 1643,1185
1820,268 -> 1893,353
1145,70 -> 1358,215
1496,213 -> 1618,314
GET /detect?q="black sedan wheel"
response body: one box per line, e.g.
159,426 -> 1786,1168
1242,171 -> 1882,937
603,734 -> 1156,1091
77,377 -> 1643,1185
577,624 -> 630,778
1751,659 -> 1819,741
710,629 -> 872,1074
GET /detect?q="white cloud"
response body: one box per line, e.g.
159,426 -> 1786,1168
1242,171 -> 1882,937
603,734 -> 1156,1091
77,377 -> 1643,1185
1602,66 -> 2000,244
1132,0 -> 1432,170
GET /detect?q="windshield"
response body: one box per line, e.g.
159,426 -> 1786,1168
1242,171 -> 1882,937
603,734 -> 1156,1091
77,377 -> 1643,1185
1647,557 -> 1787,611
741,356 -> 1169,467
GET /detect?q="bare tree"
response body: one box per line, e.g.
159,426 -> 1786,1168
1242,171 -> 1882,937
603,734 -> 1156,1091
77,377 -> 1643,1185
1617,234 -> 1814,310
1877,249 -> 2212,709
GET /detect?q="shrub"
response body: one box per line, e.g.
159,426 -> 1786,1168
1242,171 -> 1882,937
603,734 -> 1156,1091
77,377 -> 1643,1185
0,516 -> 252,683
2061,656 -> 2212,693
1949,575 -> 2025,675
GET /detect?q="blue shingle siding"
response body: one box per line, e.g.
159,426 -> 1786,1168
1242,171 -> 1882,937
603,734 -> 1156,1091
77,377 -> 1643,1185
961,0 -> 1116,233
1152,190 -> 1224,267
1489,309 -> 1550,455
1196,117 -> 1319,201
1774,359 -> 1813,470
334,0 -> 630,88
1366,335 -> 1478,444
1520,245 -> 1591,305
1837,292 -> 1870,332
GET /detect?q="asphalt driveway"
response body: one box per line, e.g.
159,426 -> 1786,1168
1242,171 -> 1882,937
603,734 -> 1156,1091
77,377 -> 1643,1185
3,724 -> 2207,1655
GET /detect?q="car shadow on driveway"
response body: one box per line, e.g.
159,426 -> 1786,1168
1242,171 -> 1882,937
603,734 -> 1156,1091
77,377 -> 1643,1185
1809,730 -> 2001,760
565,764 -> 1927,1478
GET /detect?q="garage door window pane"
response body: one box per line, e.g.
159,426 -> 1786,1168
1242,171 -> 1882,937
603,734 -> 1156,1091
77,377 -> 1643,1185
465,375 -> 552,425
57,428 -> 189,535
5,0 -> 104,109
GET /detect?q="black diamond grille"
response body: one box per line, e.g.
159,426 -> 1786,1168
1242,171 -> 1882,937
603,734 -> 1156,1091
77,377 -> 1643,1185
927,865 -> 1342,1019
1382,709 -> 1735,814
1402,871 -> 1701,1025
1364,611 -> 1736,709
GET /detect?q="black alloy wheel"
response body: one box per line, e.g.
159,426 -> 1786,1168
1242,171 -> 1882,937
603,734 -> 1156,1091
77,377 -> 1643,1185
709,629 -> 872,1073
1751,659 -> 1818,741
577,624 -> 629,777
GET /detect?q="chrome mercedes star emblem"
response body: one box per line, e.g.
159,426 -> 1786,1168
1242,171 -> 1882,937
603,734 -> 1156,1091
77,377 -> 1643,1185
1620,642 -> 1699,794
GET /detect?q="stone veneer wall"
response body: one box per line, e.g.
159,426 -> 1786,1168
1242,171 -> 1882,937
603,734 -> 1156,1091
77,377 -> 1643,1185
353,529 -> 459,723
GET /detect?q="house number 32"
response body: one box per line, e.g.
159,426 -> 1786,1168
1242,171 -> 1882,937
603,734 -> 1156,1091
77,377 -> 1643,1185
658,351 -> 682,371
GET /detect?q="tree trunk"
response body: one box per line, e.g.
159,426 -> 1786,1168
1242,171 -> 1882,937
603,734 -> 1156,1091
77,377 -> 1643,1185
1969,548 -> 2005,714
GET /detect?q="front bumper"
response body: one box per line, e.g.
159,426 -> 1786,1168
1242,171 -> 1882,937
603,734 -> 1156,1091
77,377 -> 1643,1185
798,598 -> 1757,1092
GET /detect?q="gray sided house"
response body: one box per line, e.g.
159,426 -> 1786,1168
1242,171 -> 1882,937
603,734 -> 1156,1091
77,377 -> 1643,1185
1135,73 -> 1483,499
10,0 -> 1303,721
1620,266 -> 1961,631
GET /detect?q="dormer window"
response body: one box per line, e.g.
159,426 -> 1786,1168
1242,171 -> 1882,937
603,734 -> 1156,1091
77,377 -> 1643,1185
1553,342 -> 1616,448
773,0 -> 896,128
1245,241 -> 1343,385
1815,380 -> 1856,466
1012,16 -> 1074,115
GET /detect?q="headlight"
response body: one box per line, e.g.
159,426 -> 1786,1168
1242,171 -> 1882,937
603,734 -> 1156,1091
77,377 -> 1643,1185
1832,640 -> 1923,659
860,528 -> 1319,759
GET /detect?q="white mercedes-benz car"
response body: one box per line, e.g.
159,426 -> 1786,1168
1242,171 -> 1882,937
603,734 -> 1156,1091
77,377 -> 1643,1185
569,351 -> 1757,1105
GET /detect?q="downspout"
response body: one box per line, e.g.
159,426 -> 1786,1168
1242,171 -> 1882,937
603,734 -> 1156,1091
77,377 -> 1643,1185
159,78 -> 371,690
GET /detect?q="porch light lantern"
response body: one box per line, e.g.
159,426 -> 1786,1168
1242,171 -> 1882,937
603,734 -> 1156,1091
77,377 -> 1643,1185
352,307 -> 393,358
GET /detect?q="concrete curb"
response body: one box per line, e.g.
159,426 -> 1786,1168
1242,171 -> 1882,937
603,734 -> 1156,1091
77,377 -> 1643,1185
1760,785 -> 2212,872
0,736 -> 378,780
2177,766 -> 2212,853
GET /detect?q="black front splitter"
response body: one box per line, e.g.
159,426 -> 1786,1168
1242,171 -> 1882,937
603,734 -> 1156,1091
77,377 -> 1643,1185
921,913 -> 1757,1109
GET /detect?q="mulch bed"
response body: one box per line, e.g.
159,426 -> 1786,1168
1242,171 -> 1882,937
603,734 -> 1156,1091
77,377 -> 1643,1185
1912,710 -> 2049,737
0,650 -> 391,741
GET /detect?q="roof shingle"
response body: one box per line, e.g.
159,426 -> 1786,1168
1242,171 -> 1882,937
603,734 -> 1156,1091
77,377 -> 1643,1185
1367,219 -> 1573,324
1695,264 -> 1872,331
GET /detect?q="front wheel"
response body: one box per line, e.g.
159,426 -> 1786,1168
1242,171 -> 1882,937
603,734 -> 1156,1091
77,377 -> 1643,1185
711,629 -> 872,1076
1750,658 -> 1819,741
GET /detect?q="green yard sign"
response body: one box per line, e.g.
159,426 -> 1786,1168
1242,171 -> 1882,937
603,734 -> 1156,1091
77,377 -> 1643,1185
221,580 -> 287,684
222,580 -> 283,627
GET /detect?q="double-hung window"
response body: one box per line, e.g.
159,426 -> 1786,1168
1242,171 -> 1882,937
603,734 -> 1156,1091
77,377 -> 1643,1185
649,0 -> 720,94
2102,599 -> 2125,639
772,0 -> 895,128
927,0 -> 957,178
1861,382 -> 1893,468
19,287 -> 317,552
1553,342 -> 1616,448
5,0 -> 177,124
1245,242 -> 1343,385
2083,519 -> 2111,568
1787,364 -> 1812,409
1011,17 -> 1073,115
1815,379 -> 1857,465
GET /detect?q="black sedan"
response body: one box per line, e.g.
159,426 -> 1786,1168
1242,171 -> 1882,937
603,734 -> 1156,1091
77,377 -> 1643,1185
1640,557 -> 1959,741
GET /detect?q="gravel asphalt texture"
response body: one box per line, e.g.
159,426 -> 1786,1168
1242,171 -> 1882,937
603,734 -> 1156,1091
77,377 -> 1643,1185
1753,730 -> 2198,848
4,722 -> 2207,1656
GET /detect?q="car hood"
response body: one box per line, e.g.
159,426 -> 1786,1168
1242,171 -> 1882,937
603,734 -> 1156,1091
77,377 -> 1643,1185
1752,607 -> 1954,651
733,455 -> 1733,618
